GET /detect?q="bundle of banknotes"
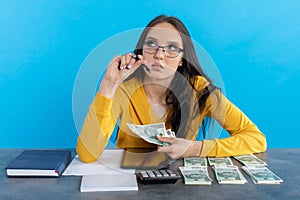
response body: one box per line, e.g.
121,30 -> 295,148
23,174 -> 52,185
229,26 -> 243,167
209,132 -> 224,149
179,166 -> 212,185
208,157 -> 233,166
213,165 -> 247,184
184,157 -> 208,167
127,122 -> 175,146
208,157 -> 247,184
234,154 -> 283,184
241,166 -> 283,184
233,154 -> 267,166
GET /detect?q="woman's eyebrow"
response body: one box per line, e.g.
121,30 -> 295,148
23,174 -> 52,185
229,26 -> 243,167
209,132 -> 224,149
145,36 -> 182,46
145,36 -> 158,41
168,41 -> 181,47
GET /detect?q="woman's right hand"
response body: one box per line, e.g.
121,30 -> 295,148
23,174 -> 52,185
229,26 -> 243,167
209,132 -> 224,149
99,53 -> 147,98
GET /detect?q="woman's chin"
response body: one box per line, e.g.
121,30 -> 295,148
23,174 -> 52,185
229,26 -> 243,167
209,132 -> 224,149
144,71 -> 175,82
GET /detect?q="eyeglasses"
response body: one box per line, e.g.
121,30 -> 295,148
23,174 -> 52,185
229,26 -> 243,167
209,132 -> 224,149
143,40 -> 184,58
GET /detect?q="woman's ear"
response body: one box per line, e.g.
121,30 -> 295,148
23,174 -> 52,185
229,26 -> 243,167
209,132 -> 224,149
178,60 -> 183,67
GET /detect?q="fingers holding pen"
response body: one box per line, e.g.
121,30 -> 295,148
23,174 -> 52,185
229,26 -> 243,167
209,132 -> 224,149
105,53 -> 147,85
119,53 -> 133,70
132,54 -> 147,68
119,55 -> 127,70
119,53 -> 147,70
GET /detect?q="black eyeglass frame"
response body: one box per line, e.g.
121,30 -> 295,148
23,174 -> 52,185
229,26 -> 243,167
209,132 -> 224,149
143,43 -> 184,58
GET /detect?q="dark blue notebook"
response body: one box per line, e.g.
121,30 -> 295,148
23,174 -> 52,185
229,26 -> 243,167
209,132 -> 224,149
6,150 -> 72,177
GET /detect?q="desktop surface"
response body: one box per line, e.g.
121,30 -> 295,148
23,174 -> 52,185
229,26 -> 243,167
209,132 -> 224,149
0,148 -> 299,200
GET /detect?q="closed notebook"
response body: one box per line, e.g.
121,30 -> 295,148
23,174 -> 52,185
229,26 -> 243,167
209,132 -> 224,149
6,150 -> 72,177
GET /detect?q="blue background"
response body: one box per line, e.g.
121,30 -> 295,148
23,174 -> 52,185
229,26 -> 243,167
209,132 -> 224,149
1,0 -> 299,148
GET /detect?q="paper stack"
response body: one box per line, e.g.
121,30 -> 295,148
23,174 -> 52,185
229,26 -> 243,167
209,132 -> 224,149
80,173 -> 138,192
63,149 -> 138,192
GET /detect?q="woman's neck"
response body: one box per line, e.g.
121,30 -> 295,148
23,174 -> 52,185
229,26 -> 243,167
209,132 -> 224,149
142,75 -> 173,105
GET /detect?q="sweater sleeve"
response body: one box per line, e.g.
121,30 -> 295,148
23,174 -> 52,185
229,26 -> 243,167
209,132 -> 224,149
200,89 -> 267,157
76,92 -> 121,163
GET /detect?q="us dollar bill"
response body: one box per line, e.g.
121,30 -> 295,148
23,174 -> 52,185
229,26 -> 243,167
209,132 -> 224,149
208,157 -> 233,166
233,154 -> 267,166
127,122 -> 170,146
179,166 -> 212,185
213,165 -> 247,184
166,129 -> 176,137
242,166 -> 283,184
184,157 -> 207,167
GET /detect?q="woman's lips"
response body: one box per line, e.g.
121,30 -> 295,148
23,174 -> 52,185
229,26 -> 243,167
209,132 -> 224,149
151,63 -> 164,71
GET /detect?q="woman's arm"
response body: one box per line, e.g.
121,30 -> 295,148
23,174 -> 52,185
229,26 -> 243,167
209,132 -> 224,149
201,89 -> 267,157
76,93 -> 119,162
157,77 -> 266,159
76,54 -> 147,162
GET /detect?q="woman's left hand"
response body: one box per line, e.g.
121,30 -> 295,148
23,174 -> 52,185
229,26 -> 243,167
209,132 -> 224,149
156,136 -> 203,159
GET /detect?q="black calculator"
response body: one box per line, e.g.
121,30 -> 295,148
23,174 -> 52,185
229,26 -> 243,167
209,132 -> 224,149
137,169 -> 181,184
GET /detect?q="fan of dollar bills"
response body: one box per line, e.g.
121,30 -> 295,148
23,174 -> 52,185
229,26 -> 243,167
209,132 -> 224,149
127,122 -> 175,146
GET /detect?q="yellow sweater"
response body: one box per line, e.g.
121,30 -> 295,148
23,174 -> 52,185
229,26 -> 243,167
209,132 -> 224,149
76,76 -> 267,162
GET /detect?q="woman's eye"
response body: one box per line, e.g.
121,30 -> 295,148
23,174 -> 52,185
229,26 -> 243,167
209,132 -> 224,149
167,45 -> 179,52
145,41 -> 156,47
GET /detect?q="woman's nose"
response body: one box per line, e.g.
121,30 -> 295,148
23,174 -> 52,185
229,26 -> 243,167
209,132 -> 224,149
154,47 -> 165,59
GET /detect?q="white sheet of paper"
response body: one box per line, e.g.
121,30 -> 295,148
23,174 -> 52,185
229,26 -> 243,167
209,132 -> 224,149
80,174 -> 138,192
62,149 -> 135,176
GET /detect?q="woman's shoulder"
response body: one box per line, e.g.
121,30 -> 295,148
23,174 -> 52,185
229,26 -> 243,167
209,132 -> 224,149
120,77 -> 141,87
190,75 -> 210,90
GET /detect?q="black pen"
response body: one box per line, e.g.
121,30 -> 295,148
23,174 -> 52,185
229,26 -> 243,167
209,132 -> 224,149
132,53 -> 150,72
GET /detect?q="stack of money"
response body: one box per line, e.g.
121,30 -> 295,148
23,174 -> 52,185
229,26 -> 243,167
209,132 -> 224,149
184,157 -> 207,167
242,166 -> 283,184
127,122 -> 175,146
179,167 -> 212,185
213,165 -> 247,184
233,154 -> 267,166
208,157 -> 233,166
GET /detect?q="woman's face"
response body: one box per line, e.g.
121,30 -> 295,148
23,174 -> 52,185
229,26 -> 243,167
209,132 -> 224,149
142,22 -> 184,80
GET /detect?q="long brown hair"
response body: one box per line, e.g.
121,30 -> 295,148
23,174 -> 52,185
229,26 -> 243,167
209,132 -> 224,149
131,15 -> 218,139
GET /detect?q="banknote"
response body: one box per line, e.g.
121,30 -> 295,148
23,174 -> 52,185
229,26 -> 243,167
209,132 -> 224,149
208,157 -> 233,166
233,154 -> 267,166
166,129 -> 176,137
179,167 -> 212,185
184,157 -> 207,167
242,166 -> 283,184
127,122 -> 172,146
213,165 -> 247,184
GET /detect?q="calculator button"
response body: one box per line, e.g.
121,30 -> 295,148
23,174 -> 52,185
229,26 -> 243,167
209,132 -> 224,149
153,170 -> 163,177
146,170 -> 156,178
166,169 -> 177,176
159,170 -> 169,177
139,171 -> 149,178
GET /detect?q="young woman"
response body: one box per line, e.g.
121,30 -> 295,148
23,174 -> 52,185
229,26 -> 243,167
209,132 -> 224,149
76,15 -> 267,163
